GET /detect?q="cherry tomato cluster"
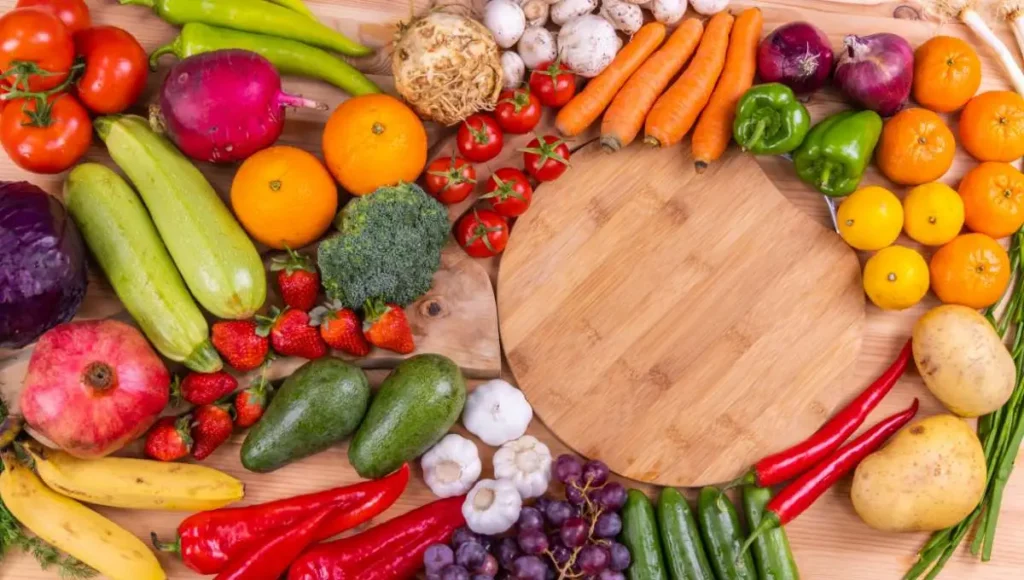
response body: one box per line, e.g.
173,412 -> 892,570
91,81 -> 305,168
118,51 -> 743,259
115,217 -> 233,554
0,0 -> 148,174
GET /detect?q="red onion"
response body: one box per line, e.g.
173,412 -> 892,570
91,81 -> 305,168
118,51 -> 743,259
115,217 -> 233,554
834,33 -> 914,117
757,22 -> 834,94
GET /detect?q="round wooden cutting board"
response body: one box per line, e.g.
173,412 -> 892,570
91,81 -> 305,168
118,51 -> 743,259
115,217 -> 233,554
499,142 -> 866,486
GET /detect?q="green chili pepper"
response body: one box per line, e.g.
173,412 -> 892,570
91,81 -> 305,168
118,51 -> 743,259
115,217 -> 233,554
120,0 -> 373,57
741,485 -> 800,580
267,0 -> 316,19
733,83 -> 811,155
793,109 -> 883,197
150,23 -> 380,96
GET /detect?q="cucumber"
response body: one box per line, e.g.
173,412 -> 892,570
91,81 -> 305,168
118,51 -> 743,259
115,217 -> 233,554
348,354 -> 465,479
742,485 -> 800,580
64,164 -> 221,372
657,488 -> 715,580
621,489 -> 668,580
93,114 -> 266,320
696,487 -> 757,580
242,358 -> 370,473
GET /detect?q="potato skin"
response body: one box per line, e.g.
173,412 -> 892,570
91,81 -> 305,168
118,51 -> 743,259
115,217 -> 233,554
851,414 -> 985,533
912,305 -> 1015,417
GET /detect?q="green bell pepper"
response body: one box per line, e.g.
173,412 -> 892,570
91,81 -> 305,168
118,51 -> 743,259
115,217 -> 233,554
793,110 -> 883,197
732,83 -> 811,155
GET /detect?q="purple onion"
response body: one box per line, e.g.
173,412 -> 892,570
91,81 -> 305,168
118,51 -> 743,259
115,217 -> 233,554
834,33 -> 914,116
757,22 -> 834,94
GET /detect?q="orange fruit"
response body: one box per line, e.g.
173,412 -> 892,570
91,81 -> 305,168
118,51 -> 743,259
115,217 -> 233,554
912,35 -> 982,113
930,233 -> 1011,309
230,145 -> 338,250
958,161 -> 1024,239
322,94 -> 427,196
959,91 -> 1024,162
875,108 -> 955,185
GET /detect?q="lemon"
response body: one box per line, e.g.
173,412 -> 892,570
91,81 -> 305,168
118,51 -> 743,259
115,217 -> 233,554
862,246 -> 930,310
837,186 -> 904,250
902,182 -> 965,246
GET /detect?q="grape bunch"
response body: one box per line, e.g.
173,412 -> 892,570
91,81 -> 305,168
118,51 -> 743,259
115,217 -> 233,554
423,455 -> 631,580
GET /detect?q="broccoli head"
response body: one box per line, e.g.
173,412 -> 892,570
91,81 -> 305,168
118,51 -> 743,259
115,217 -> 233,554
318,182 -> 450,308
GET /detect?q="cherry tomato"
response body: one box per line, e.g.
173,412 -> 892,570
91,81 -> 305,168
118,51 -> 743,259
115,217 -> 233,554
0,93 -> 92,174
0,8 -> 75,92
529,60 -> 576,108
74,26 -> 148,114
482,167 -> 533,218
457,114 -> 504,163
522,135 -> 570,182
494,87 -> 541,135
455,209 -> 509,258
15,0 -> 91,34
424,152 -> 477,205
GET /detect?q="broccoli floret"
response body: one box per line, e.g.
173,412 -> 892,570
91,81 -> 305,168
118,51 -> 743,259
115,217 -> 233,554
318,182 -> 450,308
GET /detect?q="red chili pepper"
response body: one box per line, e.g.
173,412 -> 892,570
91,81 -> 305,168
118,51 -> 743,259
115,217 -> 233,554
153,464 -> 410,575
287,495 -> 466,580
731,339 -> 912,488
216,505 -> 338,580
740,398 -> 919,554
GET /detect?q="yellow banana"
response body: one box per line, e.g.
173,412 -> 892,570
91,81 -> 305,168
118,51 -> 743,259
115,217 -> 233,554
0,454 -> 166,580
30,448 -> 245,511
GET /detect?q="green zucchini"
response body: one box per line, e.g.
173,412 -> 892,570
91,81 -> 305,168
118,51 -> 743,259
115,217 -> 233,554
657,488 -> 715,580
621,489 -> 668,580
742,485 -> 800,580
94,114 -> 266,320
697,487 -> 757,580
64,164 -> 221,372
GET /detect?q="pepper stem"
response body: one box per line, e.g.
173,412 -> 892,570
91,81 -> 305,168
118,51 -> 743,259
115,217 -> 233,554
738,511 -> 780,561
148,39 -> 179,71
742,119 -> 768,152
119,0 -> 155,7
818,162 -> 833,189
150,532 -> 181,556
718,471 -> 758,495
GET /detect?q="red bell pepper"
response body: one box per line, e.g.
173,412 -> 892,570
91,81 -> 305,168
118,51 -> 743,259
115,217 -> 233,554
287,495 -> 465,580
154,464 -> 410,575
216,505 -> 338,580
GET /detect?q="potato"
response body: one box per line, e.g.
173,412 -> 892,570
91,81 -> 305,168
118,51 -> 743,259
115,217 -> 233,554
912,304 -> 1015,417
851,414 -> 985,533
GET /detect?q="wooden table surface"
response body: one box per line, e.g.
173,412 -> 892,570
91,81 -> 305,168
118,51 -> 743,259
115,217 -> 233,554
2,0 -> 1024,578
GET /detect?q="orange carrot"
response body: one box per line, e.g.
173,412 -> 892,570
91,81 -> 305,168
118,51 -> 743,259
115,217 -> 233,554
644,11 -> 735,148
555,23 -> 667,137
691,8 -> 764,172
600,18 -> 705,152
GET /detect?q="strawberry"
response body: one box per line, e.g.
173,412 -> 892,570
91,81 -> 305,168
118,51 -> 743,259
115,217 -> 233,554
270,248 -> 320,311
310,301 -> 371,357
211,320 -> 269,371
174,371 -> 238,406
257,307 -> 328,359
144,415 -> 192,462
191,404 -> 234,460
363,300 -> 415,354
234,376 -> 272,428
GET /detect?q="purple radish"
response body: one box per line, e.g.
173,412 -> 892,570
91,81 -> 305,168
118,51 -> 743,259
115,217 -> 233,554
150,49 -> 327,164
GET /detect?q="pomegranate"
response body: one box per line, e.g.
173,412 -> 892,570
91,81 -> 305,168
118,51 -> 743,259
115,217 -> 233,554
20,320 -> 170,458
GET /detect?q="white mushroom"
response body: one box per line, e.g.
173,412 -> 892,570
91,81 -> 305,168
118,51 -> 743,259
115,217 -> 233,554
500,51 -> 527,87
690,0 -> 729,15
520,0 -> 551,26
651,0 -> 687,24
600,0 -> 644,34
558,14 -> 622,77
551,0 -> 598,26
518,26 -> 558,69
484,0 -> 527,49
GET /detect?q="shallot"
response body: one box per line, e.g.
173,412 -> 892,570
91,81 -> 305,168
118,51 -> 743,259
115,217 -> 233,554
834,33 -> 914,116
757,22 -> 834,94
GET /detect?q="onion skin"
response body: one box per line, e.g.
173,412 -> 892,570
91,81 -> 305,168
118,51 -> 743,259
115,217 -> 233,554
834,33 -> 914,117
757,22 -> 834,94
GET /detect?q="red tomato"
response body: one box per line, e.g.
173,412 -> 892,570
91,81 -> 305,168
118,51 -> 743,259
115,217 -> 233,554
455,209 -> 509,258
424,152 -> 477,205
482,167 -> 533,218
457,114 -> 504,163
15,0 -> 91,34
74,26 -> 148,114
0,93 -> 92,174
494,87 -> 542,135
529,61 -> 576,108
523,135 -> 570,182
0,8 -> 75,92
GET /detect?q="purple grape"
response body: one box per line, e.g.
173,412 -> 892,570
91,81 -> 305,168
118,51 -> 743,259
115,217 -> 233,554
608,542 -> 631,571
554,455 -> 583,484
544,500 -> 573,526
595,512 -> 622,538
426,573 -> 440,580
425,544 -> 456,573
476,553 -> 499,576
560,517 -> 588,548
596,482 -> 627,511
441,564 -> 471,580
565,485 -> 586,506
598,571 -> 626,580
495,537 -> 521,569
534,497 -> 552,514
550,545 -> 572,566
457,541 -> 488,569
511,555 -> 548,580
582,460 -> 610,487
518,506 -> 544,531
472,576 -> 494,580
517,528 -> 549,555
453,527 -> 481,548
578,545 -> 610,574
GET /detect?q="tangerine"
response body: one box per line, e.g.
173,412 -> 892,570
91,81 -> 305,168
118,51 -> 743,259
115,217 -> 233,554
912,36 -> 982,113
959,91 -> 1024,162
958,161 -> 1024,239
930,233 -> 1011,309
902,182 -> 964,246
875,108 -> 955,185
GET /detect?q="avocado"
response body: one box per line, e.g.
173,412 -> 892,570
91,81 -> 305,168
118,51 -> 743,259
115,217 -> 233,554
241,357 -> 370,473
348,354 -> 466,479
